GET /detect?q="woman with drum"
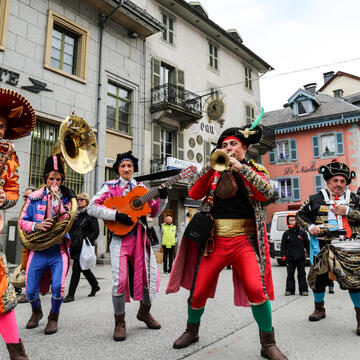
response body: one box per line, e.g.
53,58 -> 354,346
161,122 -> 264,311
296,161 -> 360,336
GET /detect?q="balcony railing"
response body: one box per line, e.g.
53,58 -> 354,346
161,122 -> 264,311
151,83 -> 202,117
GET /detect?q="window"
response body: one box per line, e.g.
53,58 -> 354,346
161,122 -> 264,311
0,0 -> 10,51
107,82 -> 131,134
29,121 -> 83,194
162,13 -> 175,45
297,100 -> 309,115
160,63 -> 175,86
209,42 -> 218,70
152,124 -> 180,172
320,134 -> 336,157
276,141 -> 290,162
245,66 -> 252,90
161,128 -> 174,160
269,139 -> 297,164
278,179 -> 292,199
44,10 -> 89,83
277,177 -> 300,201
246,105 -> 255,124
50,26 -> 78,75
312,133 -> 344,158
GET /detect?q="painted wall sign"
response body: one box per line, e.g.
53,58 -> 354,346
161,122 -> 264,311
0,67 -> 20,86
200,122 -> 214,134
0,67 -> 51,93
284,165 -> 317,175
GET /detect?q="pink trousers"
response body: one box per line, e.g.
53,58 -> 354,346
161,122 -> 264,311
0,310 -> 19,343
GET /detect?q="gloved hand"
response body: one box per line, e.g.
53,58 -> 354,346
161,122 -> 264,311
115,212 -> 134,225
158,186 -> 168,199
281,256 -> 286,261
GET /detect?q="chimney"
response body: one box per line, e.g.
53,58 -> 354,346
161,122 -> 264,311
304,83 -> 317,94
323,71 -> 335,84
333,89 -> 344,98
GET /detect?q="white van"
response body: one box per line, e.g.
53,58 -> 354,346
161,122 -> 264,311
269,211 -> 290,265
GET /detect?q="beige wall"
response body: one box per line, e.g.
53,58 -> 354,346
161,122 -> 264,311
105,131 -> 132,160
321,77 -> 360,96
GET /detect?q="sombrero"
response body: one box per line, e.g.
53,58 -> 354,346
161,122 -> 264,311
0,88 -> 36,140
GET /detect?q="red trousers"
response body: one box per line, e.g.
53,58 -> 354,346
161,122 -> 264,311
191,234 -> 268,308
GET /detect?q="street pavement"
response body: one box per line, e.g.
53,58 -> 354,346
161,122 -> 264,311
2,260 -> 360,359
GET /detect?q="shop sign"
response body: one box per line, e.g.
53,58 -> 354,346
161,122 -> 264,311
284,164 -> 317,175
166,157 -> 202,172
0,66 -> 51,93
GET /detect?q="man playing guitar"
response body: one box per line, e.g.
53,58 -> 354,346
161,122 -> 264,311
87,151 -> 168,342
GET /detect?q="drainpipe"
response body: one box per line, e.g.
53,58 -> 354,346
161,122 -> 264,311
95,0 -> 124,193
142,38 -> 146,174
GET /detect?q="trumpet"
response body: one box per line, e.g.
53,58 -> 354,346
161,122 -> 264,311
209,150 -> 235,172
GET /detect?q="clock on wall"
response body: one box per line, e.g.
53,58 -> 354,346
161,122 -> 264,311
206,98 -> 225,121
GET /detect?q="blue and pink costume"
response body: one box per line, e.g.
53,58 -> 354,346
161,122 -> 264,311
18,186 -> 73,314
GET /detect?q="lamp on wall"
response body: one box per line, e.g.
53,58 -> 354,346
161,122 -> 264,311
129,31 -> 140,38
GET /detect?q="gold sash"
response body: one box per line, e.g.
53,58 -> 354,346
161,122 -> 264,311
214,219 -> 256,237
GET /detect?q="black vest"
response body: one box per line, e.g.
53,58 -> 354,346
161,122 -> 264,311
211,172 -> 255,220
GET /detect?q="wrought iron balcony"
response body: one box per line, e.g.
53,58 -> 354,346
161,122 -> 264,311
150,83 -> 203,129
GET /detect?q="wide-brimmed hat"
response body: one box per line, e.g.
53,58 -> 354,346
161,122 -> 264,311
0,88 -> 36,140
319,161 -> 356,185
113,151 -> 139,173
217,125 -> 262,149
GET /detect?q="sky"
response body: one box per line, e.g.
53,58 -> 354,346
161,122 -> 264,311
197,0 -> 360,111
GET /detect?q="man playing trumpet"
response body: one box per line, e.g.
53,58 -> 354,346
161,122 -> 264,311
167,124 -> 288,359
18,155 -> 76,335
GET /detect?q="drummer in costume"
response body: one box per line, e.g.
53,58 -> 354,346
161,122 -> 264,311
87,151 -> 168,341
18,155 -> 76,335
296,161 -> 360,334
167,123 -> 288,360
0,88 -> 36,359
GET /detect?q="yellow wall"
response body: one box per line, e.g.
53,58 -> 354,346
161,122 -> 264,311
105,131 -> 132,159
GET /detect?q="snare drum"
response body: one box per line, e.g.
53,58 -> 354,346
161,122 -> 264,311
331,240 -> 360,252
328,240 -> 360,289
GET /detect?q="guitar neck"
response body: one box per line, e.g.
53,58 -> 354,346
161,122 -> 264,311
139,173 -> 184,204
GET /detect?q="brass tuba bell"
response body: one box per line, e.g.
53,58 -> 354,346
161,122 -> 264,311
52,115 -> 98,174
209,149 -> 231,172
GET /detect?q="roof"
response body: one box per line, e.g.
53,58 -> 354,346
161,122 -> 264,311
263,92 -> 360,134
318,71 -> 360,92
344,91 -> 360,105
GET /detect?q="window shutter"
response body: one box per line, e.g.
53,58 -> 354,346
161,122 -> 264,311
314,174 -> 323,193
152,58 -> 161,88
153,124 -> 161,160
177,131 -> 184,160
290,139 -> 297,161
312,136 -> 320,158
269,149 -> 275,164
176,69 -> 185,88
336,132 -> 344,155
204,141 -> 211,164
292,177 -> 301,201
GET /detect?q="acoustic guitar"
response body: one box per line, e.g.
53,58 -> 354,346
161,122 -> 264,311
104,166 -> 197,236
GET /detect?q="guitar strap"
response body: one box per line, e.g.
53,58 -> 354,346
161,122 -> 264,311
138,217 -> 160,247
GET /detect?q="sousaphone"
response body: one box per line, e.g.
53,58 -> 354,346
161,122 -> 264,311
18,115 -> 98,251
